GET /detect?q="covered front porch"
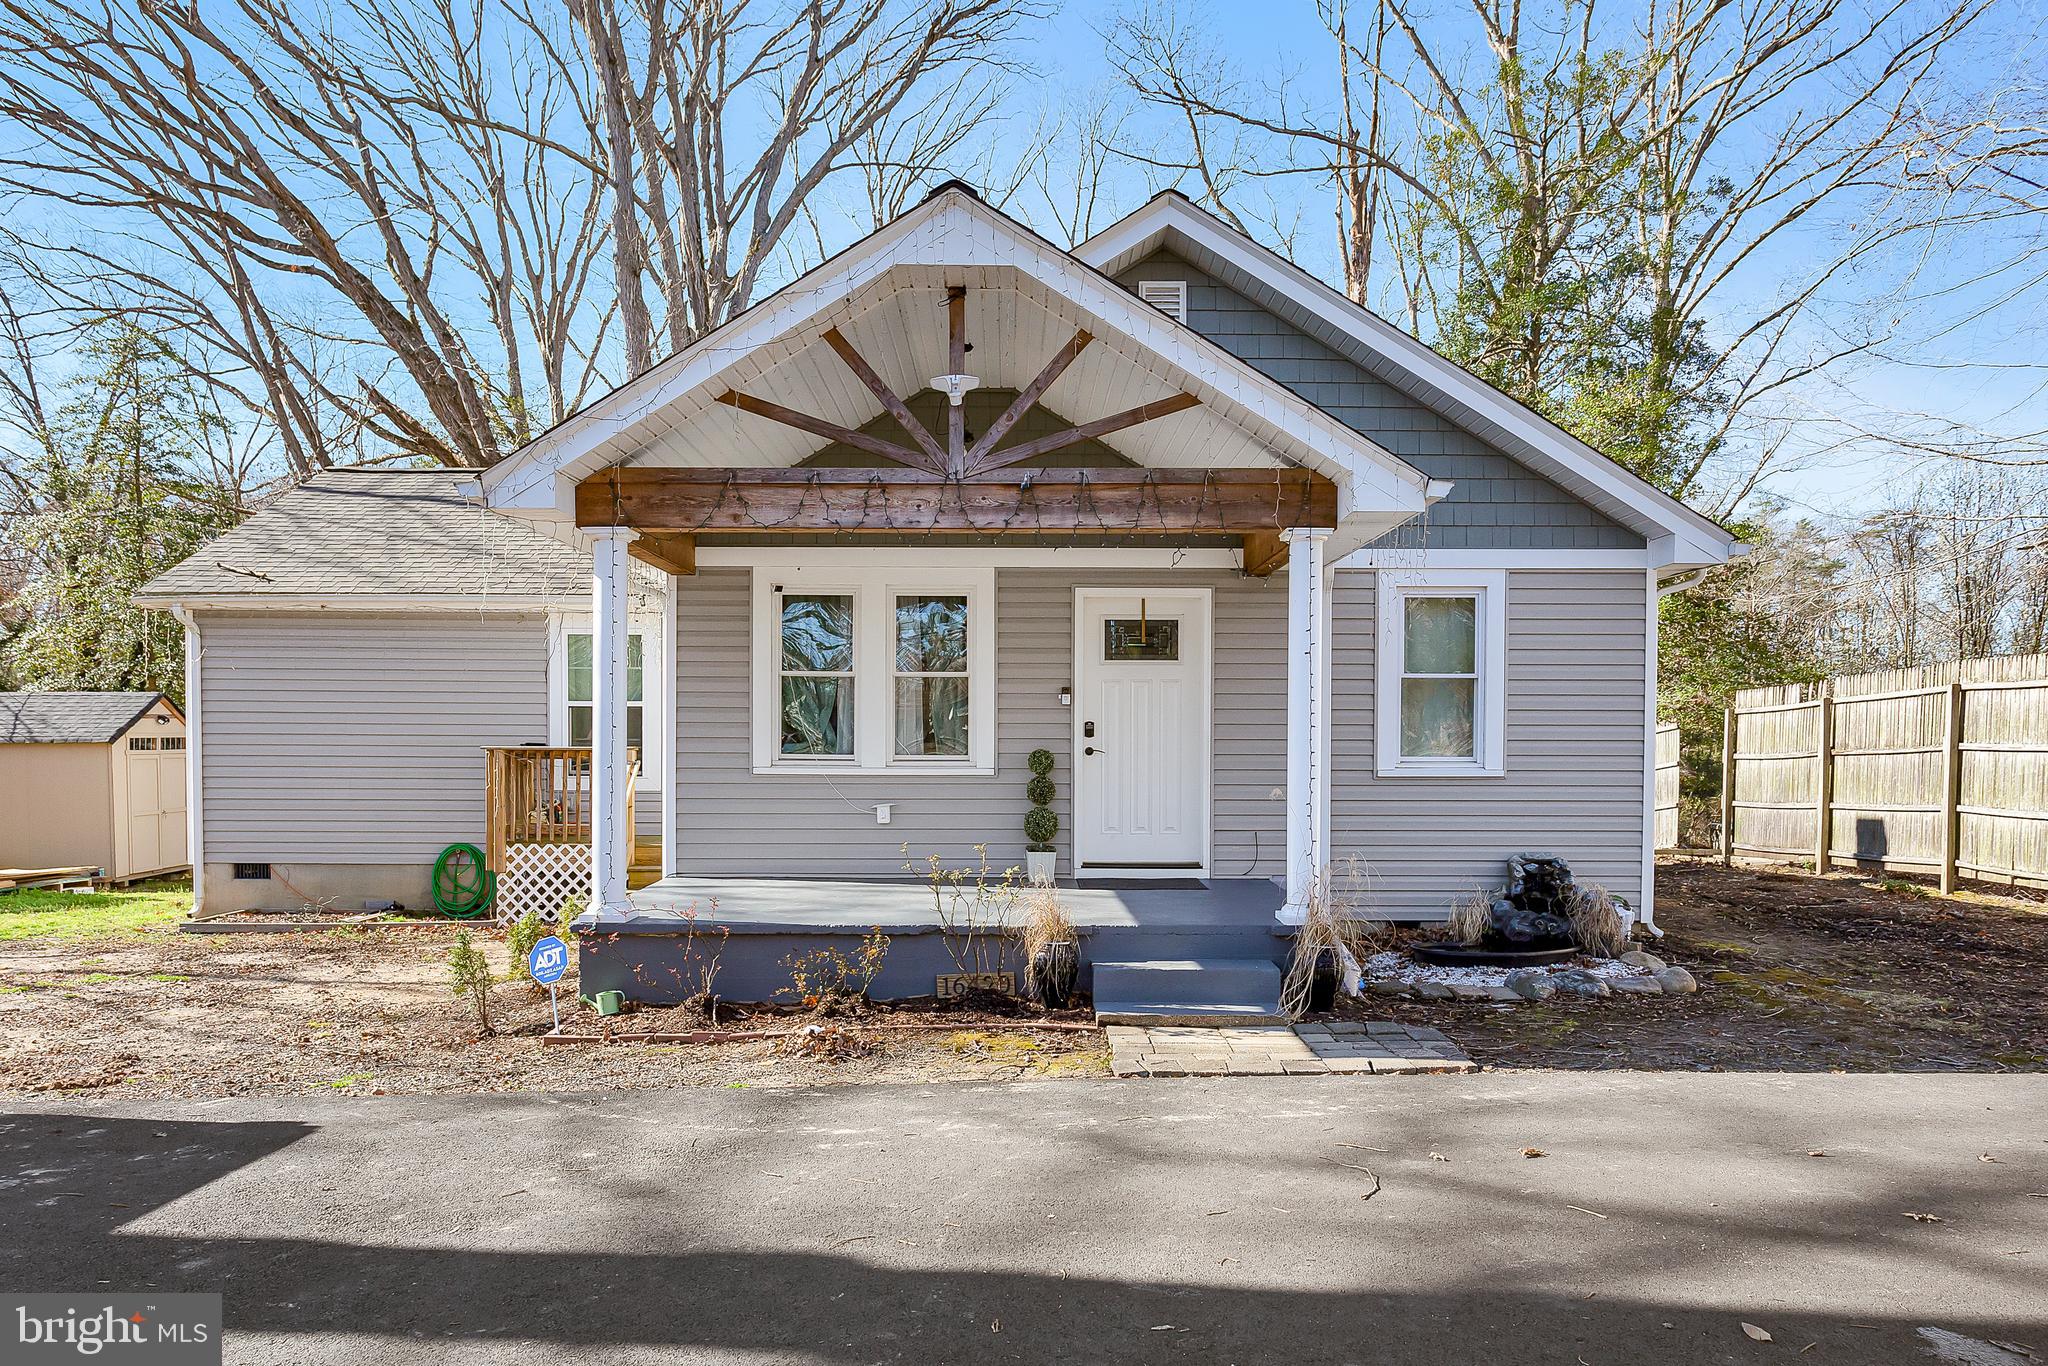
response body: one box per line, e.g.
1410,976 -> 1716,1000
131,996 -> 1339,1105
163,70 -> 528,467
478,188 -> 1449,1005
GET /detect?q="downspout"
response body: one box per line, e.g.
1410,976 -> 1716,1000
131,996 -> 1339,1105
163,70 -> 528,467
170,606 -> 204,914
1637,567 -> 1714,938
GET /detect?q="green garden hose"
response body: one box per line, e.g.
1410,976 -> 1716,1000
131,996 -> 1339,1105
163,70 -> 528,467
432,843 -> 497,919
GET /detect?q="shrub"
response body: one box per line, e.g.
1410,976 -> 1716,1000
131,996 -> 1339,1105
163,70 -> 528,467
1023,806 -> 1058,851
505,910 -> 546,978
781,928 -> 890,1010
447,930 -> 494,1034
1026,773 -> 1056,807
1027,748 -> 1055,776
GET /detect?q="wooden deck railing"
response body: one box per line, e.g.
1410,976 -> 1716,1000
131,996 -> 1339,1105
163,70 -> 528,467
484,746 -> 638,872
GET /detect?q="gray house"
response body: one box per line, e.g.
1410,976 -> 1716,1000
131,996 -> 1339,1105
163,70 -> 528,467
140,187 -> 1736,1008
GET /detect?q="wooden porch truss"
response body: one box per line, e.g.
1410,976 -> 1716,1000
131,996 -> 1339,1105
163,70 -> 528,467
634,286 -> 1331,572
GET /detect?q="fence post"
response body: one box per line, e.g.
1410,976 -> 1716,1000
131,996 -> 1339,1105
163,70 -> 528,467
1814,695 -> 1834,875
1940,681 -> 1964,895
1720,706 -> 1737,864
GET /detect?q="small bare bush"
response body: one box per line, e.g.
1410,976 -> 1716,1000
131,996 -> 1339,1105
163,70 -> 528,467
1433,886 -> 1491,946
1281,861 -> 1391,1019
1569,885 -> 1630,958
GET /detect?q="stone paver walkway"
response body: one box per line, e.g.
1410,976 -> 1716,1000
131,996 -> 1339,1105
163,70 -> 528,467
1106,1021 -> 1476,1077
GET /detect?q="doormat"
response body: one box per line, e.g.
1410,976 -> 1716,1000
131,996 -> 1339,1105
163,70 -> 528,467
1076,879 -> 1210,891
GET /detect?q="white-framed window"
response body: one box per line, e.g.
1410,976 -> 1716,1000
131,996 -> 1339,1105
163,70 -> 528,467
1375,569 -> 1506,777
751,567 -> 996,775
549,614 -> 662,790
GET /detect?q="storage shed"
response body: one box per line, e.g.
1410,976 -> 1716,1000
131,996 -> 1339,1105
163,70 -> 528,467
0,691 -> 189,884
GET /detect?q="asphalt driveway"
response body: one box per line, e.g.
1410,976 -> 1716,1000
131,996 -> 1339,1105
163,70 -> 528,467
4,1072 -> 2044,1364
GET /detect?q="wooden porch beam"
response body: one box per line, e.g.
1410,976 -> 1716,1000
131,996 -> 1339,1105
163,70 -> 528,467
1241,530 -> 1289,577
969,393 -> 1203,474
820,327 -> 948,474
576,466 -> 1337,534
963,328 -> 1093,473
627,532 -> 696,577
714,389 -> 929,468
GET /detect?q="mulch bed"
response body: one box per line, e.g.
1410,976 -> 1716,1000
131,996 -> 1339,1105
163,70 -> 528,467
1328,856 -> 2048,1072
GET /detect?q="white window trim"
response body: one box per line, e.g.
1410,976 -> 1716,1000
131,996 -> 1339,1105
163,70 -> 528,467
750,566 -> 997,777
1375,568 -> 1506,778
548,612 -> 663,792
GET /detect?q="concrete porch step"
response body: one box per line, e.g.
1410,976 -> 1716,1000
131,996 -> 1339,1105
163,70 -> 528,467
1092,958 -> 1286,1026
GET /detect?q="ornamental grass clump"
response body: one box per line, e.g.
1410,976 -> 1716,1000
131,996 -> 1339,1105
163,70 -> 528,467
1568,884 -> 1630,959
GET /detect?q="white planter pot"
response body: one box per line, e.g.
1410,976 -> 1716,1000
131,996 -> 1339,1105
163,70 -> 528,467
1026,850 -> 1057,886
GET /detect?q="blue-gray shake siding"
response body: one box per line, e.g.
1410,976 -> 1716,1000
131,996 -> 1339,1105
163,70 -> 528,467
1111,251 -> 1643,552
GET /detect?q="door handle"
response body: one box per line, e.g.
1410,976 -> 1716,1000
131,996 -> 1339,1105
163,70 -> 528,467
1084,745 -> 1107,756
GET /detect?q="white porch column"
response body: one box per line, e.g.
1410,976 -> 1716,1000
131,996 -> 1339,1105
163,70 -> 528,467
1281,528 -> 1332,924
590,527 -> 638,916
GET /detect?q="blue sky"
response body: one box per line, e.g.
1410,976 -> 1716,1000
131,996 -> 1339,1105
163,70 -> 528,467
977,0 -> 2048,525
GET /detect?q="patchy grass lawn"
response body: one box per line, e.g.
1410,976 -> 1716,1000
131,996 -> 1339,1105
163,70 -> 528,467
0,880 -> 190,942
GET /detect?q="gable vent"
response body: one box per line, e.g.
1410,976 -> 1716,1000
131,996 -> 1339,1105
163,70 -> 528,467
1136,279 -> 1188,324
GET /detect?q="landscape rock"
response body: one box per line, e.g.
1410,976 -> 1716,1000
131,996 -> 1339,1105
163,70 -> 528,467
1619,949 -> 1668,972
1550,969 -> 1612,999
1503,968 -> 1558,1001
1414,983 -> 1456,1001
1654,966 -> 1699,994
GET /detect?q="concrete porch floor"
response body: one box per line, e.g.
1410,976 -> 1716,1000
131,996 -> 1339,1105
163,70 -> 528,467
616,874 -> 1286,934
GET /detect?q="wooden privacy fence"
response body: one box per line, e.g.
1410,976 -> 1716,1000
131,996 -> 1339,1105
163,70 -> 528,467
1720,654 -> 2048,892
1655,723 -> 1681,850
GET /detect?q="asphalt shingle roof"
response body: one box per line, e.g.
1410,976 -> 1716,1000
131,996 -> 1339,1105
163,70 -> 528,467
137,468 -> 592,603
0,692 -> 168,744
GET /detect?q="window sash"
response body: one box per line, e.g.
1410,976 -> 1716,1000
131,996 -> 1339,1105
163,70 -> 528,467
1377,574 -> 1502,777
753,572 -> 992,773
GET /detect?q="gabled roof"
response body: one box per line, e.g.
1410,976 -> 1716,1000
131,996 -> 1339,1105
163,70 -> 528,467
481,186 -> 1439,546
0,691 -> 176,744
135,468 -> 656,609
1076,192 -> 1741,569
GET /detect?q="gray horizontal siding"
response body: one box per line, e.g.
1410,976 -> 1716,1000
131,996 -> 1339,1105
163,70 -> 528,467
675,567 -> 1288,879
1329,569 -> 1649,916
198,613 -> 550,864
1115,251 -> 1641,551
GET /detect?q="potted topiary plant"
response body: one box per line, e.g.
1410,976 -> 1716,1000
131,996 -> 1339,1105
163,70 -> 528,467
1024,747 -> 1058,885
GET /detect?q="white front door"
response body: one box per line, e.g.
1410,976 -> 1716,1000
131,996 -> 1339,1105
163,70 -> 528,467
1073,589 -> 1210,873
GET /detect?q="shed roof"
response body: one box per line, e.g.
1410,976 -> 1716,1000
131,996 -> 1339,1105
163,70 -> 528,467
136,468 -> 610,606
0,692 -> 173,744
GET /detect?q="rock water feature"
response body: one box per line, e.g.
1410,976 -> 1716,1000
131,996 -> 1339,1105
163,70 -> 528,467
1414,852 -> 1617,967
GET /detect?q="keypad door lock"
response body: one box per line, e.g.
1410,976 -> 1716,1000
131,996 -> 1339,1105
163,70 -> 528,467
1084,721 -> 1096,738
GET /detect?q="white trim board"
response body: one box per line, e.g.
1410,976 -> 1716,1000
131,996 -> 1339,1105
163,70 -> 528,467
1338,548 -> 1651,570
1076,193 -> 1740,570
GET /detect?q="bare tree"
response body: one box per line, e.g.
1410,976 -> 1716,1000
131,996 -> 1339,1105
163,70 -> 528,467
0,0 -> 1046,469
1106,0 -> 2000,512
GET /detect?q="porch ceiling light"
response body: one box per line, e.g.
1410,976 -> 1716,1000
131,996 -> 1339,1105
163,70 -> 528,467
931,373 -> 980,406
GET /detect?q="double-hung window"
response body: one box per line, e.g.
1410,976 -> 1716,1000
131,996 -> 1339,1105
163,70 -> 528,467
754,568 -> 994,774
551,616 -> 659,789
1375,569 -> 1505,777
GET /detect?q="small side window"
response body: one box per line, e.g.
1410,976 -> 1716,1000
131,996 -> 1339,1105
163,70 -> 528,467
1375,570 -> 1506,777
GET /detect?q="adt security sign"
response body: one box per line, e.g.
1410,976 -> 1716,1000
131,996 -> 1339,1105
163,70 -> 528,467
528,935 -> 570,1031
527,936 -> 569,984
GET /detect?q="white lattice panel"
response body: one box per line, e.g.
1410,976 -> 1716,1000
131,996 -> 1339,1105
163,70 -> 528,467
497,843 -> 591,925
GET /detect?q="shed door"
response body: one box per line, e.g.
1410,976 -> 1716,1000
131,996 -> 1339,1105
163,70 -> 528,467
124,736 -> 187,874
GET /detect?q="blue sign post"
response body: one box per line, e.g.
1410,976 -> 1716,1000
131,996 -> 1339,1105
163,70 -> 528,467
528,935 -> 570,1032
